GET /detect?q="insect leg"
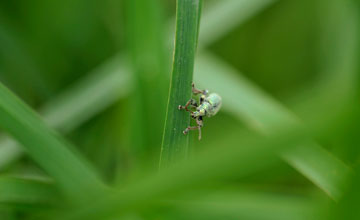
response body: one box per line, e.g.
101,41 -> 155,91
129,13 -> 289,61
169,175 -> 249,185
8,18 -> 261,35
191,99 -> 198,108
183,126 -> 199,135
183,117 -> 204,140
196,117 -> 203,140
178,99 -> 197,112
192,83 -> 207,95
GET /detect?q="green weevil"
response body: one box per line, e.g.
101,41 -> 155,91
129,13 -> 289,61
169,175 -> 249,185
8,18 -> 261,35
178,83 -> 222,140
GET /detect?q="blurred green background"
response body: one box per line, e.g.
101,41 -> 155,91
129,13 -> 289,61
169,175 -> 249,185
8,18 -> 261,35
0,0 -> 359,219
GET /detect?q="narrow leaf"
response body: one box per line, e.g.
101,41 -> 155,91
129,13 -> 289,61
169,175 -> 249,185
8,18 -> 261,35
0,176 -> 58,208
200,0 -> 277,46
0,82 -> 105,198
63,128 -> 305,220
160,0 -> 203,168
0,55 -> 131,170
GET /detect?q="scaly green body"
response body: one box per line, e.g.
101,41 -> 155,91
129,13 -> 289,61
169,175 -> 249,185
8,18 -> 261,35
196,93 -> 222,117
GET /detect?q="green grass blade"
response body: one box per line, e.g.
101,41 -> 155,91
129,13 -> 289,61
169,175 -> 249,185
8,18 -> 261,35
125,0 -> 168,156
0,176 -> 58,209
168,190 -> 318,220
0,209 -> 15,220
41,55 -> 131,133
0,138 -> 22,170
195,52 -> 351,200
62,127 -> 305,220
200,0 -> 277,47
331,167 -> 360,220
283,142 -> 351,200
195,53 -> 297,131
160,0 -> 203,168
0,18 -> 52,100
0,55 -> 131,170
288,0 -> 358,129
0,82 -> 104,198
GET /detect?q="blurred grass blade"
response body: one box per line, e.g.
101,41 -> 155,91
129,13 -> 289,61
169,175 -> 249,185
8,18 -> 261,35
62,127 -> 305,220
0,55 -> 131,170
195,52 -> 351,200
0,82 -> 104,198
160,0 -> 203,168
0,138 -> 22,169
168,190 -> 318,220
0,19 -> 52,100
283,142 -> 350,200
288,0 -> 358,130
0,209 -> 15,220
0,176 -> 58,209
125,0 -> 168,156
41,55 -> 131,133
196,53 -> 297,132
330,166 -> 360,220
199,0 -> 277,46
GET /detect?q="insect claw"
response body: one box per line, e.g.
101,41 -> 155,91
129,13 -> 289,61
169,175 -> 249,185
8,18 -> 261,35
178,105 -> 182,110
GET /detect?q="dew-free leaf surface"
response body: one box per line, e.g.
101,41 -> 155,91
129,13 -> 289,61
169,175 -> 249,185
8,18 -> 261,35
160,0 -> 203,168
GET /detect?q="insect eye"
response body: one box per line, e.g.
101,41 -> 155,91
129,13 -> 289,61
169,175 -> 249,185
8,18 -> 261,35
200,95 -> 205,102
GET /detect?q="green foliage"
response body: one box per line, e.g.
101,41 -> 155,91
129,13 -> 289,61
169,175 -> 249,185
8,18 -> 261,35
125,0 -> 168,158
0,82 -> 105,200
0,0 -> 359,219
0,176 -> 58,209
195,53 -> 352,200
160,0 -> 203,168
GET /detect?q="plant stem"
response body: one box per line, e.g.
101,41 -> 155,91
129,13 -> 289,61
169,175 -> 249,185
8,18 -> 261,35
160,0 -> 202,168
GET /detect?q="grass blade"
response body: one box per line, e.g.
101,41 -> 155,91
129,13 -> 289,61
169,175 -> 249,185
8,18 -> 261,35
0,176 -> 58,209
160,0 -> 203,168
168,190 -> 318,220
0,138 -> 22,170
41,55 -> 131,133
195,52 -> 352,200
0,82 -> 104,198
62,127 -> 305,220
0,55 -> 131,170
0,18 -> 52,100
125,0 -> 168,156
200,0 -> 277,47
283,142 -> 351,200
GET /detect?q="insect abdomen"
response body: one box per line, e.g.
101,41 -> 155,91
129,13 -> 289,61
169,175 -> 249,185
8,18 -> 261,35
206,93 -> 222,117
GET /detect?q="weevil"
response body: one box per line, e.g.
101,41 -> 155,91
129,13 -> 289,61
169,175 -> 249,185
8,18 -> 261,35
178,83 -> 222,140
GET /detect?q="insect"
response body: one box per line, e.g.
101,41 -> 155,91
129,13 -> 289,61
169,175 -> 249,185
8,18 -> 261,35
178,83 -> 222,140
